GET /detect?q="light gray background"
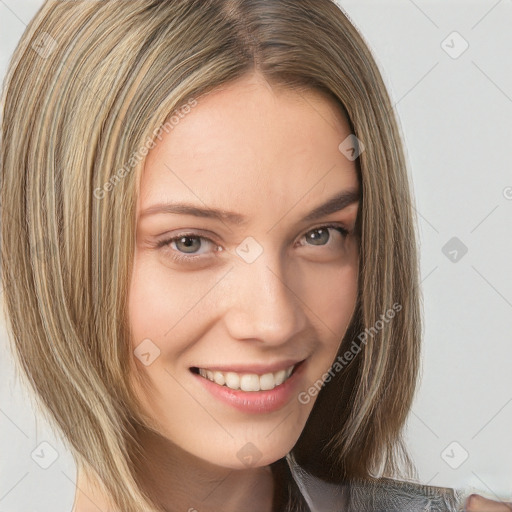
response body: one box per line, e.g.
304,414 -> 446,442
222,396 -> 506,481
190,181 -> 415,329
1,1 -> 511,510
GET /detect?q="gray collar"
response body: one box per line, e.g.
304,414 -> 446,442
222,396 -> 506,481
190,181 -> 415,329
285,453 -> 467,512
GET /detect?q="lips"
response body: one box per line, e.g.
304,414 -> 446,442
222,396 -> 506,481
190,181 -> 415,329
191,359 -> 307,414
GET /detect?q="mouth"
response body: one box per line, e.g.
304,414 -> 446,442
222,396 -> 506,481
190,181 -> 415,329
190,361 -> 303,392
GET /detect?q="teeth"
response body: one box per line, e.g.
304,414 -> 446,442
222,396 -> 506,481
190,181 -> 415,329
240,374 -> 260,392
225,372 -> 240,390
213,371 -> 225,386
259,373 -> 275,391
197,364 -> 296,392
274,369 -> 286,386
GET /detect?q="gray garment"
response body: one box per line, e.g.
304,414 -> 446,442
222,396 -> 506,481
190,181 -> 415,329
286,453 -> 468,512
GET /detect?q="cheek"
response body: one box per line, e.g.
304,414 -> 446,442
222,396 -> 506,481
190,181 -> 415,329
127,256 -> 211,429
282,257 -> 359,416
297,249 -> 359,372
299,252 -> 359,335
128,272 -> 170,353
128,255 -> 215,351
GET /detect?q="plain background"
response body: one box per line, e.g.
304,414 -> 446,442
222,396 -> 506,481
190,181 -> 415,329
1,1 -> 511,510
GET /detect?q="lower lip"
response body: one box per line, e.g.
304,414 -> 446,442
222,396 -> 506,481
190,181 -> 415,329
192,361 -> 306,414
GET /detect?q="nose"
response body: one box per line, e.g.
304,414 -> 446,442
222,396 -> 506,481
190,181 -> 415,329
223,253 -> 307,346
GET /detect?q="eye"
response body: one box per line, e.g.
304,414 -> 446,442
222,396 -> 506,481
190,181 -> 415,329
156,233 -> 220,264
170,235 -> 207,254
298,224 -> 349,247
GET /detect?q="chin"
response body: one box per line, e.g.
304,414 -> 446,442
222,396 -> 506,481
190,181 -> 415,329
194,420 -> 306,470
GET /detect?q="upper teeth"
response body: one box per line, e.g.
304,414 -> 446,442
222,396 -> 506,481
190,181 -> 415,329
198,365 -> 295,392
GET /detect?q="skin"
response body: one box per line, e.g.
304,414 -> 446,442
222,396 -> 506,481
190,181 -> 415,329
465,495 -> 512,512
71,71 -> 510,512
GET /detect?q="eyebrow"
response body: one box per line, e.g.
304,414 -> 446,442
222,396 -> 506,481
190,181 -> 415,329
139,188 -> 360,225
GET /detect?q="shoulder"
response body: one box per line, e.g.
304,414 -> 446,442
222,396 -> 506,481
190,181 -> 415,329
345,477 -> 466,512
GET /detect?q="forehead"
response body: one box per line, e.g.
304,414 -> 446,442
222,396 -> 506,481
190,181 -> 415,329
138,73 -> 359,224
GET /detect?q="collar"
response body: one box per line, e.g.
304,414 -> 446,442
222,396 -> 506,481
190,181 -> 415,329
285,452 -> 467,512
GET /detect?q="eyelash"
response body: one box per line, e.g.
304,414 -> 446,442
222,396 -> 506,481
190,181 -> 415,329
156,223 -> 350,265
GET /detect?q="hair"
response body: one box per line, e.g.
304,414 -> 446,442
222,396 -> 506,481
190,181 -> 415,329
0,1 -> 422,511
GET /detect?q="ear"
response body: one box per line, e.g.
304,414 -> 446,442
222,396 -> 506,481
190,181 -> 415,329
465,494 -> 512,512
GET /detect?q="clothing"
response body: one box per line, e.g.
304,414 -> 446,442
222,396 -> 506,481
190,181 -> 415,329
286,453 -> 468,512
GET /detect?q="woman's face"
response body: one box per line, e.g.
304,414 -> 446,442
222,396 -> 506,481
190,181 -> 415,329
128,72 -> 360,469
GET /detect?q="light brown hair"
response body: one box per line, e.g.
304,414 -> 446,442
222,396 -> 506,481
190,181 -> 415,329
1,1 -> 421,510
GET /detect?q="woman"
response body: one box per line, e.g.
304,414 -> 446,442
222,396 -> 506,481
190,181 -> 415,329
0,1 -> 507,511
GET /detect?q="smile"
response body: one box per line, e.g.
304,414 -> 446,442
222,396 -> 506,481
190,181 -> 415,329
196,364 -> 296,392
